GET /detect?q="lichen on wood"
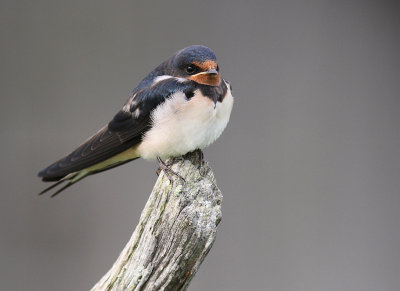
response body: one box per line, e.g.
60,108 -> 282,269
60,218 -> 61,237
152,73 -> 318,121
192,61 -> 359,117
91,151 -> 223,291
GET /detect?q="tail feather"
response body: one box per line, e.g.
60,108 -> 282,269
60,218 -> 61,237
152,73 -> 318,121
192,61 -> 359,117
38,171 -> 88,197
38,157 -> 139,197
50,181 -> 76,198
38,178 -> 68,195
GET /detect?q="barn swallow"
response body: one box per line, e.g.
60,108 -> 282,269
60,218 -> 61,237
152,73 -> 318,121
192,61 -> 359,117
38,45 -> 234,197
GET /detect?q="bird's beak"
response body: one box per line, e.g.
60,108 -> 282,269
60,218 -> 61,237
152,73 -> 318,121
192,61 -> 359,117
187,68 -> 221,86
206,68 -> 218,75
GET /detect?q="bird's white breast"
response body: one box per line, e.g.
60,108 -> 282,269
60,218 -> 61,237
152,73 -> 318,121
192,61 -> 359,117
137,82 -> 234,159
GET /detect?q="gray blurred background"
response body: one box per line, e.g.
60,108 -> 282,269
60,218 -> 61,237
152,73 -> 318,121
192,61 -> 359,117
1,0 -> 399,290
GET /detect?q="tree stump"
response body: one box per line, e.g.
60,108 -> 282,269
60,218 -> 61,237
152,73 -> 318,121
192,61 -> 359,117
91,151 -> 223,291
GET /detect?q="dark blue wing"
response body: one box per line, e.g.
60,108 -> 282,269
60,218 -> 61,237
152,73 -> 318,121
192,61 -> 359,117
38,78 -> 196,181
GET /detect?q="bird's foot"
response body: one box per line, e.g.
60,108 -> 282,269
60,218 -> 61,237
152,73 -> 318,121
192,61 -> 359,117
157,156 -> 186,184
156,157 -> 181,175
196,149 -> 204,168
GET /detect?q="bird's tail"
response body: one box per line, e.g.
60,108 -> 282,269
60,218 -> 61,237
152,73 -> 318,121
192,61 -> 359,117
38,157 -> 138,197
38,170 -> 90,197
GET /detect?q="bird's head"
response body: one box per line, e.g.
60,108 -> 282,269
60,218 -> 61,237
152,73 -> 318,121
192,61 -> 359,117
167,45 -> 221,86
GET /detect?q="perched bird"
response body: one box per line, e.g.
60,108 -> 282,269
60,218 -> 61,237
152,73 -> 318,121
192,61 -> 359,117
38,45 -> 234,197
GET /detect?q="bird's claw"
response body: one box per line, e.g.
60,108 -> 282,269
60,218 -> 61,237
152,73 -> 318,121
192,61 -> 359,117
157,156 -> 186,184
196,149 -> 204,168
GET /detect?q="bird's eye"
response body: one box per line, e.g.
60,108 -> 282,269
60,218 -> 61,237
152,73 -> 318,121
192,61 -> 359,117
185,65 -> 196,75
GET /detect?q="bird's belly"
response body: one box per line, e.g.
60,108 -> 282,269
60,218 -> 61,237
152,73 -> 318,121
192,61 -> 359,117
137,88 -> 233,160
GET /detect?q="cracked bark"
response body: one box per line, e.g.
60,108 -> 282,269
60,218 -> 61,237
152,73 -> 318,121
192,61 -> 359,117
91,151 -> 223,291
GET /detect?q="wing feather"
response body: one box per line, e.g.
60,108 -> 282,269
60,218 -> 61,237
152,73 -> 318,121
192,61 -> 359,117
38,77 -> 196,181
